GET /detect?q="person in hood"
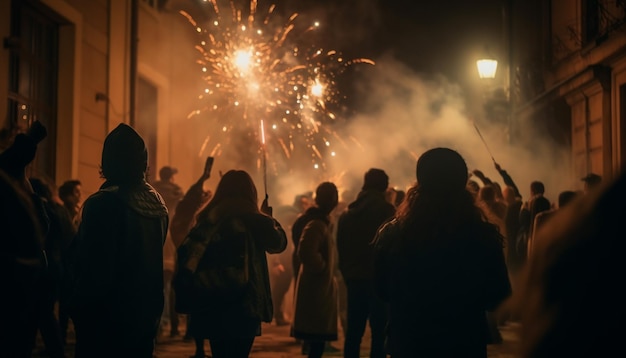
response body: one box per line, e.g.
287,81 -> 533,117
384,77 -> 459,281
70,123 -> 169,358
373,147 -> 511,358
336,168 -> 396,358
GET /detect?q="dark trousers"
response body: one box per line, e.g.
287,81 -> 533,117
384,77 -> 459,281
37,269 -> 65,358
308,340 -> 325,358
75,324 -> 155,358
209,335 -> 255,358
344,279 -> 388,358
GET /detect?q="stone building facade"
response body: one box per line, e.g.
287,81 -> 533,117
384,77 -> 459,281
513,0 -> 626,188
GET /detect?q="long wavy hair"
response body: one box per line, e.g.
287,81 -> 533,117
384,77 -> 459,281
196,169 -> 260,222
394,147 -> 494,246
396,184 -> 484,233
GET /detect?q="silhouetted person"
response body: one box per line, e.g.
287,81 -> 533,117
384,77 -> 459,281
169,164 -> 213,340
70,123 -> 169,357
581,172 -> 602,193
527,190 -> 579,257
293,182 -> 340,358
373,147 -> 511,358
518,181 -> 550,265
0,120 -> 52,356
0,170 -> 45,357
337,168 -> 395,358
515,170 -> 625,358
185,170 -> 287,358
153,166 -> 185,338
58,179 -> 82,232
29,177 -> 67,358
57,179 -> 82,343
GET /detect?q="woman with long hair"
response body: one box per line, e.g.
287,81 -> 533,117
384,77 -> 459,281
187,170 -> 287,358
373,148 -> 511,358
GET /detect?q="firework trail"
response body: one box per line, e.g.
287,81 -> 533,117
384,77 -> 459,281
182,0 -> 374,173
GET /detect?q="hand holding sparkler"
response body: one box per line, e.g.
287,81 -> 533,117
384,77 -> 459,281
261,194 -> 272,217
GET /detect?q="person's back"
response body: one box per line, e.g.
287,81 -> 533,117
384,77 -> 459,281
336,168 -> 395,358
374,148 -> 511,358
0,169 -> 45,357
378,220 -> 508,355
152,166 -> 183,217
517,171 -> 625,358
71,124 -> 168,357
337,170 -> 396,281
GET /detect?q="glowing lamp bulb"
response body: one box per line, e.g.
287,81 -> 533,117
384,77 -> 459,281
477,58 -> 498,79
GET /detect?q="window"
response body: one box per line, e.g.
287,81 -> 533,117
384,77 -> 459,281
583,0 -> 600,43
6,0 -> 60,180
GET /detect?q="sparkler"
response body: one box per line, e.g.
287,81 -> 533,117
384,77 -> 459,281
260,118 -> 267,196
473,122 -> 497,163
182,0 -> 374,173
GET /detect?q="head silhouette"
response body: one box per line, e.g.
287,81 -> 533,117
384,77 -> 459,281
416,147 -> 468,194
101,123 -> 147,185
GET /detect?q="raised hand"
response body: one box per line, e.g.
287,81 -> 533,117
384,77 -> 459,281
261,194 -> 272,216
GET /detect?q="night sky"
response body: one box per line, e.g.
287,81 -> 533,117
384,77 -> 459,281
285,0 -> 506,85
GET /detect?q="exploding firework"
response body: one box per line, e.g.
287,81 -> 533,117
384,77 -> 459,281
182,0 -> 374,172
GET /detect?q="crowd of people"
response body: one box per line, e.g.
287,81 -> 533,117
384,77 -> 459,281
1,120 -> 622,358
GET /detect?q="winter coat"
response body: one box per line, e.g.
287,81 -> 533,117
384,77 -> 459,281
336,190 -> 395,281
188,199 -> 287,339
291,206 -> 330,277
374,218 -> 511,357
292,218 -> 338,341
70,181 -> 169,343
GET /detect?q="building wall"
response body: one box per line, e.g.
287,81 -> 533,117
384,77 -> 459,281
1,0 -> 210,199
548,0 -> 626,185
136,1 -> 209,191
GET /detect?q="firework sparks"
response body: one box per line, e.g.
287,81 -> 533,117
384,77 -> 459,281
182,0 -> 374,170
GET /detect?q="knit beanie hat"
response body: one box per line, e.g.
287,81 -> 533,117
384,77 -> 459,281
416,147 -> 468,193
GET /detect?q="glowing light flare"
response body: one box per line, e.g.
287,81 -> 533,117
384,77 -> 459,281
234,49 -> 254,73
311,79 -> 324,97
260,119 -> 266,145
476,58 -> 498,79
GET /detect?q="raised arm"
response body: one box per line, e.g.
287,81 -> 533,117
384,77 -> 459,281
494,162 -> 521,198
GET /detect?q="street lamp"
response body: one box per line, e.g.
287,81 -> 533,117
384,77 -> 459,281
476,58 -> 498,79
476,53 -> 513,143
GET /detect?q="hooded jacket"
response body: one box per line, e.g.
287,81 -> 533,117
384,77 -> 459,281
71,124 -> 169,348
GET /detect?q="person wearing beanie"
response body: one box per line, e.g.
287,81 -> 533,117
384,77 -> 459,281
373,147 -> 511,358
336,168 -> 396,358
70,123 -> 168,357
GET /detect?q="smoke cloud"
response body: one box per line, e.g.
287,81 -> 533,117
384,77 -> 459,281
271,55 -> 573,206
